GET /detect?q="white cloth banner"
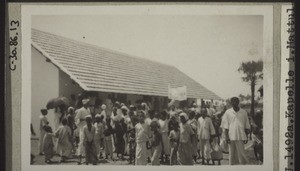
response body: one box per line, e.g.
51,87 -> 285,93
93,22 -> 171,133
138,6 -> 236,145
168,85 -> 187,101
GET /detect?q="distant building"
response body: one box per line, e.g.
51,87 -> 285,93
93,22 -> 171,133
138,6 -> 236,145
31,29 -> 221,136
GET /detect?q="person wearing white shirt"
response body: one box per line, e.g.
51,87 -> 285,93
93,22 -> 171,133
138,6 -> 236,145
75,98 -> 91,164
221,97 -> 250,165
198,108 -> 215,164
38,109 -> 49,155
135,111 -> 150,165
159,111 -> 170,162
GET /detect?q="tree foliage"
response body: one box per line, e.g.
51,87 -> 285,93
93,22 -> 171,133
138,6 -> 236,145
238,60 -> 263,115
238,60 -> 263,84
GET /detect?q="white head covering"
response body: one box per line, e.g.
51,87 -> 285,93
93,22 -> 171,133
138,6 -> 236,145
85,115 -> 92,119
82,98 -> 90,105
141,102 -> 149,111
67,106 -> 74,113
101,104 -> 107,110
176,109 -> 183,114
95,114 -> 101,118
179,112 -> 189,121
121,105 -> 128,111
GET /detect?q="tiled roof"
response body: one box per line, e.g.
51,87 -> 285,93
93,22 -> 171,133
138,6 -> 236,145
31,29 -> 221,100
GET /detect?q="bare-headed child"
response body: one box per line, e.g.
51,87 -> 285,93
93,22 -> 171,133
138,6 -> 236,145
83,115 -> 98,165
169,120 -> 180,165
159,110 -> 170,163
94,114 -> 104,159
135,111 -> 149,165
150,121 -> 162,165
198,108 -> 215,165
39,109 -> 49,155
43,125 -> 54,164
103,117 -> 114,160
54,118 -> 72,162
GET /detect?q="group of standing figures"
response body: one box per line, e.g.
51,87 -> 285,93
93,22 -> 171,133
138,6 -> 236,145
35,96 -> 263,166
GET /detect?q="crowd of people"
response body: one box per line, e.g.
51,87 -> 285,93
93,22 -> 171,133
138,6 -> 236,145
33,95 -> 263,166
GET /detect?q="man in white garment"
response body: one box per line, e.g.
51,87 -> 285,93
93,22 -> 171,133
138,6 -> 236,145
75,98 -> 91,164
221,97 -> 250,165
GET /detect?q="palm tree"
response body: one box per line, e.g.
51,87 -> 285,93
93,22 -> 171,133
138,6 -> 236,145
238,60 -> 263,116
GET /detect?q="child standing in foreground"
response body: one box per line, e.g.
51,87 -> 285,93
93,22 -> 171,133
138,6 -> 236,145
135,111 -> 150,165
210,137 -> 223,165
178,113 -> 194,165
67,107 -> 77,154
94,114 -> 104,159
188,111 -> 199,162
150,121 -> 162,165
54,118 -> 73,162
169,121 -> 180,165
43,125 -> 54,164
103,117 -> 114,160
198,108 -> 216,165
159,111 -> 170,163
39,109 -> 49,155
83,115 -> 98,165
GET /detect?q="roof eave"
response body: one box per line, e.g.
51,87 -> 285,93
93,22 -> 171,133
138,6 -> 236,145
31,42 -> 89,91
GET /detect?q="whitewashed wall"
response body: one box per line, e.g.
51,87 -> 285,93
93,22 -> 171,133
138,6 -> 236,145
31,47 -> 59,137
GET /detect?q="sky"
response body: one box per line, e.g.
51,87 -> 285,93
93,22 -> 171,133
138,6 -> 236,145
32,15 -> 263,99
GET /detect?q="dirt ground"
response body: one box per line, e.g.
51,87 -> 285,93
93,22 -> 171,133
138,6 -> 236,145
30,138 -> 260,166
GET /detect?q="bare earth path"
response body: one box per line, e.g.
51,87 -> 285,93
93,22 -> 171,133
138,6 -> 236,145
31,139 -> 260,166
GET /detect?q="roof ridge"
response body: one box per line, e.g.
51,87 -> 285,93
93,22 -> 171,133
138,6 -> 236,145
172,67 -> 222,100
31,28 -> 222,100
32,28 -> 174,68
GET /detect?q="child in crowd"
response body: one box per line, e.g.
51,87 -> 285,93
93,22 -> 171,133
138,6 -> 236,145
39,109 -> 49,155
159,110 -> 170,163
195,112 -> 202,158
188,111 -> 198,162
198,108 -> 216,165
169,121 -> 180,165
210,137 -> 223,165
103,117 -> 114,160
94,114 -> 104,159
83,115 -> 98,165
67,107 -> 77,154
150,121 -> 162,165
123,107 -> 131,155
54,118 -> 73,162
135,111 -> 150,165
125,116 -> 134,155
144,110 -> 152,163
178,113 -> 194,165
43,125 -> 54,164
128,128 -> 136,164
67,107 -> 76,136
114,118 -> 126,160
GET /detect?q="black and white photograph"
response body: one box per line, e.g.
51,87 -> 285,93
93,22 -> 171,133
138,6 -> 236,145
19,4 -> 274,170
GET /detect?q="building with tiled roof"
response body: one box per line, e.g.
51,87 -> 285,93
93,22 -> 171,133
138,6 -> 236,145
31,29 -> 221,135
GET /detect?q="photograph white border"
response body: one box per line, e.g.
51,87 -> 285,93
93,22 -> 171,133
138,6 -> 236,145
21,4 -> 273,171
